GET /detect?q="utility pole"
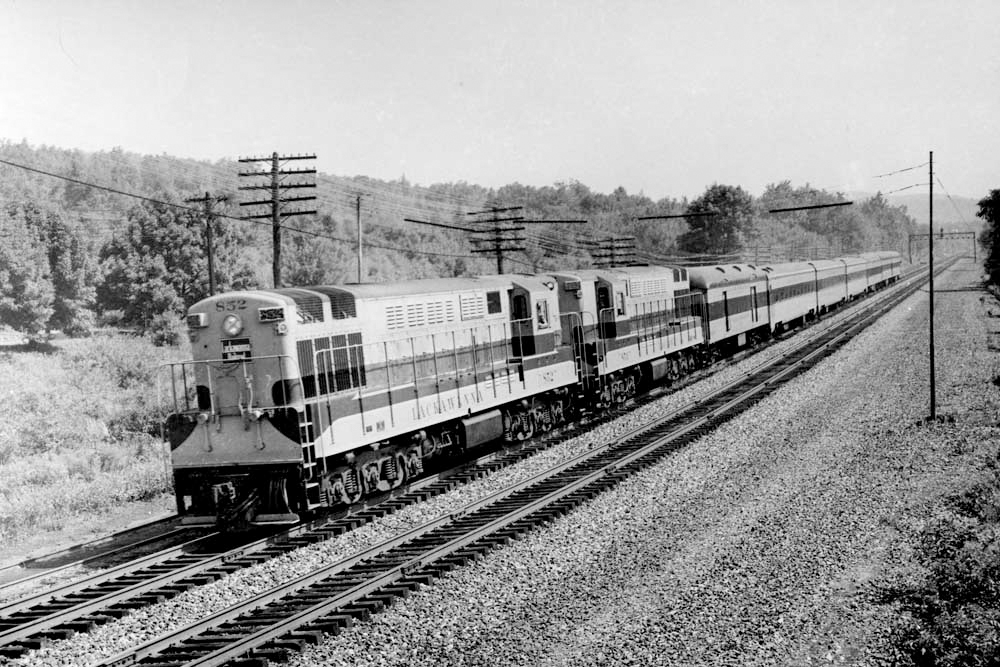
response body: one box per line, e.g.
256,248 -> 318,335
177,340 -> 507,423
467,206 -> 526,274
928,150 -> 936,421
467,207 -> 588,274
405,206 -> 586,274
238,152 -> 317,288
587,236 -> 637,268
354,193 -> 373,283
356,194 -> 363,283
185,192 -> 228,296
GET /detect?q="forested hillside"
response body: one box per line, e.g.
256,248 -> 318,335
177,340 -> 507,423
0,139 -> 919,342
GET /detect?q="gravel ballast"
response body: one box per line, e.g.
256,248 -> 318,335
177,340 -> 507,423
9,260 -> 997,666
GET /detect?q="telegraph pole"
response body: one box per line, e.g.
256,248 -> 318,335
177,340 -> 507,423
406,206 -> 586,274
928,150 -> 936,421
468,206 -> 526,274
354,193 -> 373,283
185,191 -> 227,295
588,236 -> 637,268
356,194 -> 363,282
238,153 -> 317,288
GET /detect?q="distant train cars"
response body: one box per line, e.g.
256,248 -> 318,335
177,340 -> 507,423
163,251 -> 901,524
687,251 -> 901,352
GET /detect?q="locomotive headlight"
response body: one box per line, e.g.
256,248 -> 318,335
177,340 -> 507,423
222,314 -> 244,337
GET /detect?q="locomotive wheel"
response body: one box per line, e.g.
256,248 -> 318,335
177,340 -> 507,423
516,415 -> 535,440
679,354 -> 690,375
537,403 -> 553,433
393,453 -> 408,488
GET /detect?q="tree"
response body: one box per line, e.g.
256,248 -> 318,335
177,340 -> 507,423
677,184 -> 754,257
0,203 -> 54,338
43,210 -> 97,335
0,201 -> 96,338
280,217 -> 352,286
97,199 -> 209,331
97,198 -> 262,334
858,193 -> 915,255
977,189 -> 1000,285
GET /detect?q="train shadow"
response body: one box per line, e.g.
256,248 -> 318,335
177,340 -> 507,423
0,339 -> 60,355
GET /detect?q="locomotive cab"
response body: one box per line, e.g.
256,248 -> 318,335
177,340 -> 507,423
593,272 -> 630,340
548,271 -> 601,378
164,289 -> 337,526
508,277 -> 560,358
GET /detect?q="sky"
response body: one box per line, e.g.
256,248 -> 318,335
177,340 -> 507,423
1,0 -> 998,202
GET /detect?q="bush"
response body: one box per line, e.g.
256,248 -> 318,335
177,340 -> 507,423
889,469 -> 1000,665
0,335 -> 186,546
149,313 -> 186,347
63,334 -> 166,389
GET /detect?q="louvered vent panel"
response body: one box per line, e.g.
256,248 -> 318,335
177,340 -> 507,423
406,303 -> 425,328
427,301 -> 445,325
460,293 -> 484,320
386,305 -> 405,330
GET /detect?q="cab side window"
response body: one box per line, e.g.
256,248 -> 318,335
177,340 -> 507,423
486,291 -> 502,314
597,286 -> 611,311
536,300 -> 549,328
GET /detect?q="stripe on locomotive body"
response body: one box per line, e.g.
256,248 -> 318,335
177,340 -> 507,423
308,353 -> 580,457
598,316 -> 704,374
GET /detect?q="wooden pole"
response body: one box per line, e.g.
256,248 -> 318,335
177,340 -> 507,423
928,150 -> 936,421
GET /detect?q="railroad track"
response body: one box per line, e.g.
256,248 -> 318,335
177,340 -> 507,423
0,516 -> 184,589
0,262 -> 941,663
0,416 -> 611,661
82,261 -> 944,667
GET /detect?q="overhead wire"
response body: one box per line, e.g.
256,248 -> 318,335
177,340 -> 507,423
881,183 -> 926,196
875,162 -> 931,178
935,176 -> 973,226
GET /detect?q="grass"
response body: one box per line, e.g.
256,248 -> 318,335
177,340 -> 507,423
878,435 -> 1000,666
0,334 -> 188,547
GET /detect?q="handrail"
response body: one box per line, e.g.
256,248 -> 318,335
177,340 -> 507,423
157,354 -> 295,419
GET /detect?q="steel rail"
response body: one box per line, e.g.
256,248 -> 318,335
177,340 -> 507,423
0,531 -> 226,649
0,530 -> 219,619
0,527 -> 189,594
0,516 -> 180,587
